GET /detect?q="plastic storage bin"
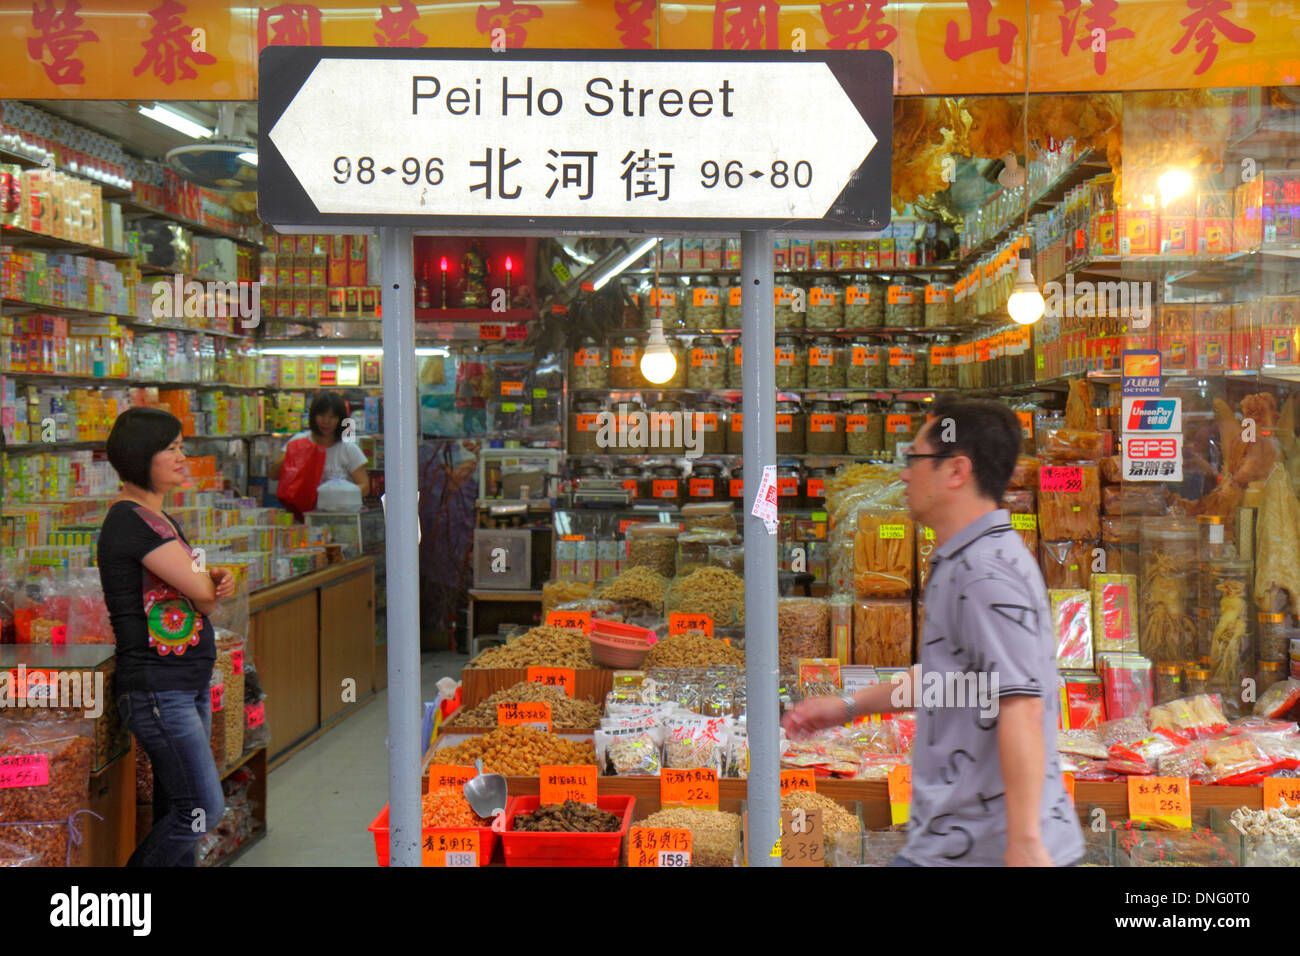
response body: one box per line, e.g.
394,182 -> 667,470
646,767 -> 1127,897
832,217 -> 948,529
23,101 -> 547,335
367,803 -> 500,867
493,794 -> 636,867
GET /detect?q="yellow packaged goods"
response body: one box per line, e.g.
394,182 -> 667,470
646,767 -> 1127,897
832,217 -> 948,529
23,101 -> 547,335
444,682 -> 602,730
542,580 -> 594,615
433,726 -> 596,776
465,626 -> 596,669
1038,463 -> 1101,540
852,599 -> 912,667
1091,574 -> 1139,653
597,565 -> 669,614
645,633 -> 745,668
664,566 -> 745,626
778,598 -> 831,673
853,511 -> 914,597
629,807 -> 742,867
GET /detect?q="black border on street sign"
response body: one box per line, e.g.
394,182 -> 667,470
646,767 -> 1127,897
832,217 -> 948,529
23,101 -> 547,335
257,47 -> 893,234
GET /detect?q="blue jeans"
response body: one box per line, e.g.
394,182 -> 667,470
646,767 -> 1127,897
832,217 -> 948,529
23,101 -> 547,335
119,688 -> 225,867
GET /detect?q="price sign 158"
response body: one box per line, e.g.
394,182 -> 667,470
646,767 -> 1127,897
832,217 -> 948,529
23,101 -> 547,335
627,827 -> 693,867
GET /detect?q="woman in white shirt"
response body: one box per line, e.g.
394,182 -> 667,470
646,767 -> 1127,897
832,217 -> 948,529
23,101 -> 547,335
269,391 -> 370,497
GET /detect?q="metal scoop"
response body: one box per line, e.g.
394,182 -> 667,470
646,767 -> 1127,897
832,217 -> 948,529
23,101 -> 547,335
463,757 -> 508,818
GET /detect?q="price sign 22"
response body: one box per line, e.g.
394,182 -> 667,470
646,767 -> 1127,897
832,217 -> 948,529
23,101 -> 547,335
661,768 -> 718,809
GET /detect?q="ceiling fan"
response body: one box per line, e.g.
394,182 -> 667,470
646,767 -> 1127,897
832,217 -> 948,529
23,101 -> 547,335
165,102 -> 257,192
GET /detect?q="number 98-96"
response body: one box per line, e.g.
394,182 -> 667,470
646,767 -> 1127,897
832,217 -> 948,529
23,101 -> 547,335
333,156 -> 443,185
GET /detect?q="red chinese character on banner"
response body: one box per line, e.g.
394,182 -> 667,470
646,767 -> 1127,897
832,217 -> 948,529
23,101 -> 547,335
475,0 -> 543,48
944,0 -> 1017,64
27,0 -> 99,85
820,1 -> 897,50
258,4 -> 323,51
1058,0 -> 1134,74
1170,0 -> 1254,75
374,0 -> 427,46
615,0 -> 656,50
713,0 -> 780,50
132,0 -> 216,84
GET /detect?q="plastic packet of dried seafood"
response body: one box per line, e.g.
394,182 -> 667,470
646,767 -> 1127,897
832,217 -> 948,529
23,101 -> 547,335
595,722 -> 665,775
1098,714 -> 1152,750
1147,693 -> 1228,739
1204,734 -> 1275,783
1105,727 -> 1190,775
663,715 -> 730,773
1155,741 -> 1211,780
1254,679 -> 1300,720
725,723 -> 749,778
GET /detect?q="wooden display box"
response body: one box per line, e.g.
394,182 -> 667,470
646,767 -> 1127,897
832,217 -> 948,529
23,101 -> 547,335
459,667 -> 614,709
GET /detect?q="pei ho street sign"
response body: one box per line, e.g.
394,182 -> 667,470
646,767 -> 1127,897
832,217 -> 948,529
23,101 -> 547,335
258,48 -> 893,234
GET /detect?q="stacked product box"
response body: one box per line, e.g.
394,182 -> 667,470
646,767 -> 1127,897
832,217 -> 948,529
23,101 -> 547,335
259,233 -> 377,320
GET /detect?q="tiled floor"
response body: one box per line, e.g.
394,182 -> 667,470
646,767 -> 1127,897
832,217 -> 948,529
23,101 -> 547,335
232,649 -> 466,867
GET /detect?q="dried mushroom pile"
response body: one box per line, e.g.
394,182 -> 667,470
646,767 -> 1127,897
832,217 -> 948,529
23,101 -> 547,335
512,800 -> 621,833
445,682 -> 601,730
465,626 -> 595,670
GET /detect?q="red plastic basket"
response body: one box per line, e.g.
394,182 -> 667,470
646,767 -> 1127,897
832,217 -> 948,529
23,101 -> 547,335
368,804 -> 498,867
588,620 -> 657,668
492,795 -> 635,867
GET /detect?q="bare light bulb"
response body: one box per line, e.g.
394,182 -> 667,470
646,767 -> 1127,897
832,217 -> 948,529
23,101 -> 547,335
640,319 -> 676,384
1158,168 -> 1192,207
1007,251 -> 1045,326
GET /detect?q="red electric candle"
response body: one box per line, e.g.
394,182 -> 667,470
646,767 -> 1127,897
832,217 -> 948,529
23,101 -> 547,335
504,255 -> 513,305
439,255 -> 448,308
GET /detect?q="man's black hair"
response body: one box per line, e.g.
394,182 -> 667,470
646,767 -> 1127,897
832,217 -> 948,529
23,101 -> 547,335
106,406 -> 183,491
308,391 -> 349,438
922,396 -> 1023,504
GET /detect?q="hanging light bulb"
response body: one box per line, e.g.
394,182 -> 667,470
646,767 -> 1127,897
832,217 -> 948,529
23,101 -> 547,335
1158,168 -> 1193,207
640,317 -> 677,384
1007,249 -> 1045,326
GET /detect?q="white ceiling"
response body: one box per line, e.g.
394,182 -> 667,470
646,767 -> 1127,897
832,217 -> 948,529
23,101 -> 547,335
26,100 -> 256,162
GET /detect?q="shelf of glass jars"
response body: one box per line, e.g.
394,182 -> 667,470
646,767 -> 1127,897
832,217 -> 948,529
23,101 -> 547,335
605,324 -> 995,338
1079,367 -> 1300,388
0,146 -> 133,199
117,199 -> 265,250
624,264 -> 961,278
1,223 -> 134,261
563,452 -> 895,463
958,149 -> 1110,266
1051,246 -> 1300,288
0,370 -> 264,390
569,386 -> 940,402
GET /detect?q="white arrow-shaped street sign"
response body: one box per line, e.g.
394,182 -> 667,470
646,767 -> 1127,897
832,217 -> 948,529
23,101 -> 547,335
259,48 -> 893,234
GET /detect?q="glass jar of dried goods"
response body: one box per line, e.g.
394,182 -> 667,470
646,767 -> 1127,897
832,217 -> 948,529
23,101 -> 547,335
641,279 -> 686,329
775,399 -> 806,456
649,399 -> 687,456
886,339 -> 926,389
727,337 -> 744,388
692,399 -> 728,456
846,399 -> 884,456
649,463 -> 685,506
1154,663 -> 1183,705
1183,664 -> 1211,697
1256,660 -> 1288,699
1102,515 -> 1141,576
723,277 -> 743,328
687,462 -> 726,502
846,339 -> 885,388
569,397 -> 604,456
774,334 -> 806,389
727,400 -> 744,454
924,282 -> 954,327
884,283 -> 923,328
777,461 -> 804,509
613,463 -> 645,501
616,399 -> 647,454
927,334 -> 958,390
806,335 -> 840,390
687,334 -> 728,390
625,522 -> 679,577
684,276 -> 725,330
882,402 -> 921,458
570,338 -> 608,390
844,274 -> 884,327
609,334 -> 642,388
774,274 -> 805,330
1138,517 -> 1199,665
806,275 -> 845,329
805,400 -> 845,455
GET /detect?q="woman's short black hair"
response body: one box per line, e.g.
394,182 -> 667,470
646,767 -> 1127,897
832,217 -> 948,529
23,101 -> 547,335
106,407 -> 183,491
924,396 -> 1024,504
309,391 -> 349,438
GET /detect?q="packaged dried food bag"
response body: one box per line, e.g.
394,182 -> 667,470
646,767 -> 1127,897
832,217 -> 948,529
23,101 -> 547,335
725,723 -> 750,778
1036,422 -> 1106,462
1050,589 -> 1093,669
64,570 -> 111,645
1091,574 -> 1139,653
1254,679 -> 1300,720
778,597 -> 830,673
242,658 -> 270,754
853,510 -> 913,597
1102,484 -> 1167,516
1105,727 -> 1190,775
663,715 -> 729,773
1155,741 -> 1211,781
1203,734 -> 1274,784
595,721 -> 664,776
1038,462 -> 1101,540
0,714 -> 94,866
852,598 -> 912,668
1007,455 -> 1040,490
1057,728 -> 1108,760
1146,694 -> 1228,739
1100,455 -> 1124,485
1040,540 -> 1096,590
1002,488 -> 1035,513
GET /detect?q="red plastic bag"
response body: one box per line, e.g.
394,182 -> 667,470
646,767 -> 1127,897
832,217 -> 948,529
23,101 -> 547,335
277,438 -> 325,516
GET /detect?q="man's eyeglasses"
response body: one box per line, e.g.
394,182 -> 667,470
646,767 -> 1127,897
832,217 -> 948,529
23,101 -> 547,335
900,450 -> 953,467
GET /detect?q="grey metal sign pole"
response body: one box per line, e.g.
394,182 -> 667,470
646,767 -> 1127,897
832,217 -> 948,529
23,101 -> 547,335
380,226 -> 422,866
741,229 -> 779,866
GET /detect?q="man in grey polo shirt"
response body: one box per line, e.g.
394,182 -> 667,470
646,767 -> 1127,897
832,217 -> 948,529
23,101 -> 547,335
784,397 -> 1084,866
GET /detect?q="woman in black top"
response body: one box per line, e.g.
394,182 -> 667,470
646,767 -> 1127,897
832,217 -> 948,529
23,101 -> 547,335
97,407 -> 234,866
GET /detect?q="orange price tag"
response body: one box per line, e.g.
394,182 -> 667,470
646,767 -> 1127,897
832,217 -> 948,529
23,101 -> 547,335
612,348 -> 637,367
1064,771 -> 1076,805
539,764 -> 598,805
1263,778 -> 1300,811
421,829 -> 480,867
1127,776 -> 1192,828
846,414 -> 869,433
500,381 -> 524,397
526,666 -> 576,697
545,611 -> 592,634
693,288 -> 719,307
810,414 -> 837,433
780,769 -> 816,797
479,324 -> 504,341
575,413 -> 600,432
728,287 -> 742,307
652,479 -> 679,499
690,348 -> 718,368
809,347 -> 833,366
661,768 -> 719,809
689,478 -> 715,498
497,701 -> 552,731
887,764 -> 911,825
1016,410 -> 1034,438
628,827 -> 693,867
775,348 -> 796,367
427,764 -> 478,792
669,613 -> 713,638
886,414 -> 911,434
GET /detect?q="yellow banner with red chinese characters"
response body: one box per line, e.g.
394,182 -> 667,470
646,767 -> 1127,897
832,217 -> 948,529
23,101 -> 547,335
3,0 -> 1298,101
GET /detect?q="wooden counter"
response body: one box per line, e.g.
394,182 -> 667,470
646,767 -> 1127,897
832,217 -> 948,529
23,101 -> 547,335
247,555 -> 377,765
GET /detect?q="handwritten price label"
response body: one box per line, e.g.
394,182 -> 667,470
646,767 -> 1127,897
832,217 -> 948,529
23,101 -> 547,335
780,807 -> 825,867
526,666 -> 576,697
0,754 -> 50,789
1127,776 -> 1192,828
545,611 -> 591,635
780,769 -> 816,797
478,324 -> 504,341
878,524 -> 906,539
421,829 -> 480,867
497,701 -> 552,732
539,764 -> 598,805
628,827 -> 692,867
500,381 -> 524,397
669,613 -> 713,638
1010,513 -> 1037,530
887,764 -> 912,826
210,683 -> 225,712
661,768 -> 719,809
231,649 -> 244,675
1041,466 -> 1084,493
505,324 -> 528,341
1264,778 -> 1300,811
427,764 -> 478,792
245,700 -> 266,728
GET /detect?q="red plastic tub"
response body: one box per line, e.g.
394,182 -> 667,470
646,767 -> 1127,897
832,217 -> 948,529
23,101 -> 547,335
368,804 -> 499,867
492,795 -> 636,867
588,620 -> 657,668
